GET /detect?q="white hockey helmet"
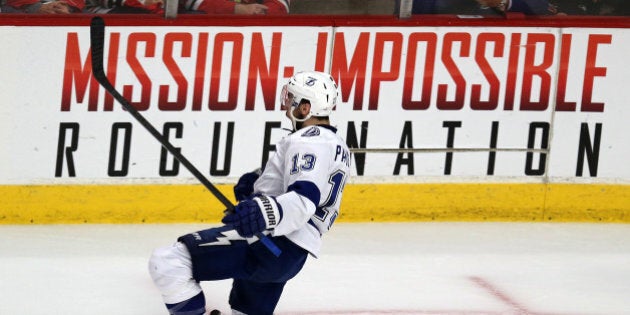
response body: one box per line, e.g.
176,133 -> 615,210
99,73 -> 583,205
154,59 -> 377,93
280,71 -> 339,129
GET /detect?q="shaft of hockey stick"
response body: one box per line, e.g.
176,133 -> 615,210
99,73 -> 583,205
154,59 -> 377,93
89,16 -> 281,257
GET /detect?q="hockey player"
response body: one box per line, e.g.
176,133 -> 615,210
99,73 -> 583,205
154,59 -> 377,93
149,70 -> 351,315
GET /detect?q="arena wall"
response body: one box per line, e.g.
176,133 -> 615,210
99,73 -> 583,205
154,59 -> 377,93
1,15 -> 629,223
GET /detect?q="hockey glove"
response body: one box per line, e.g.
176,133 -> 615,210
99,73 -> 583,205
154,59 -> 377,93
222,195 -> 283,238
233,168 -> 262,201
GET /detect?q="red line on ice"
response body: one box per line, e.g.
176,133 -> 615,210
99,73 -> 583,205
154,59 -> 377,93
469,276 -> 532,313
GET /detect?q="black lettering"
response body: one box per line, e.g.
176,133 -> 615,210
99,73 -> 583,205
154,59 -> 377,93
55,122 -> 80,177
487,121 -> 499,175
525,122 -> 549,176
346,121 -> 368,176
443,121 -> 462,175
262,121 -> 281,167
576,123 -> 602,177
260,196 -> 276,225
394,121 -> 414,175
108,122 -> 132,177
210,121 -> 234,176
159,122 -> 183,176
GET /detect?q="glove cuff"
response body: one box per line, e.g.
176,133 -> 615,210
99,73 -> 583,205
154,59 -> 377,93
252,195 -> 282,230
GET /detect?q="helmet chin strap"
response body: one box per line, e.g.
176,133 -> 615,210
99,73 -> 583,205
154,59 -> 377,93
288,106 -> 311,131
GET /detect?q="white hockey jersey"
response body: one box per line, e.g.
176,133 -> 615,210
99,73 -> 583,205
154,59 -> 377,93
253,124 -> 351,258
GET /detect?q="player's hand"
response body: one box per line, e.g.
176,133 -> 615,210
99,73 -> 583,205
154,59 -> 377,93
233,168 -> 262,201
222,195 -> 282,238
234,3 -> 268,15
38,1 -> 71,14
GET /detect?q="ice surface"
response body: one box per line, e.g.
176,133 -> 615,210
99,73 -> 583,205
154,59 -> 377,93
1,222 -> 629,314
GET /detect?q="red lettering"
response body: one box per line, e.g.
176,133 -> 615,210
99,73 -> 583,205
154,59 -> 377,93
437,32 -> 470,110
331,32 -> 369,110
504,33 -> 521,111
59,29 -> 611,115
104,33 -> 121,111
368,32 -> 402,110
159,33 -> 192,111
60,32 -> 99,111
581,34 -> 611,112
402,32 -> 437,110
315,32 -> 328,72
520,33 -> 554,111
245,32 -> 282,111
210,33 -> 243,111
556,34 -> 576,111
471,33 -> 504,110
192,33 -> 209,111
125,33 -> 156,111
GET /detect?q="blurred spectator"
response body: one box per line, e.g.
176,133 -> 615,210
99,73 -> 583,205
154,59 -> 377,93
2,0 -> 83,13
411,0 -> 552,15
84,0 -> 159,13
551,0 -> 630,16
413,0 -> 629,15
503,0 -> 551,15
192,0 -> 289,14
85,0 -> 289,14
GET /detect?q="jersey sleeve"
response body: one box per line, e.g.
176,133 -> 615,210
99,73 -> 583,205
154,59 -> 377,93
254,128 -> 335,236
275,138 -> 333,236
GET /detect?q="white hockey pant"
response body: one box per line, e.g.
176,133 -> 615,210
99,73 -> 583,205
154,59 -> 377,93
148,242 -> 202,305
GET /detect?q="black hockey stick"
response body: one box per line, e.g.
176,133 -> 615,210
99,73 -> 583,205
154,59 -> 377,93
89,16 -> 281,257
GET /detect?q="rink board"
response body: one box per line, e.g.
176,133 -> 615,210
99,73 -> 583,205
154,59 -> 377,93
1,183 -> 628,223
1,16 -> 630,224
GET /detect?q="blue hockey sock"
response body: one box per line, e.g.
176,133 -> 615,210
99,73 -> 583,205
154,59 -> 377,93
165,292 -> 206,315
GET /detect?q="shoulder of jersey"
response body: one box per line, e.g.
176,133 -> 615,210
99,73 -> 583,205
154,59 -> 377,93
290,126 -> 339,143
299,126 -> 322,138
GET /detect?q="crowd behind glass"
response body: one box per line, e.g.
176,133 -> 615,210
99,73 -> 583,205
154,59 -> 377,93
0,0 -> 627,18
413,0 -> 629,16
